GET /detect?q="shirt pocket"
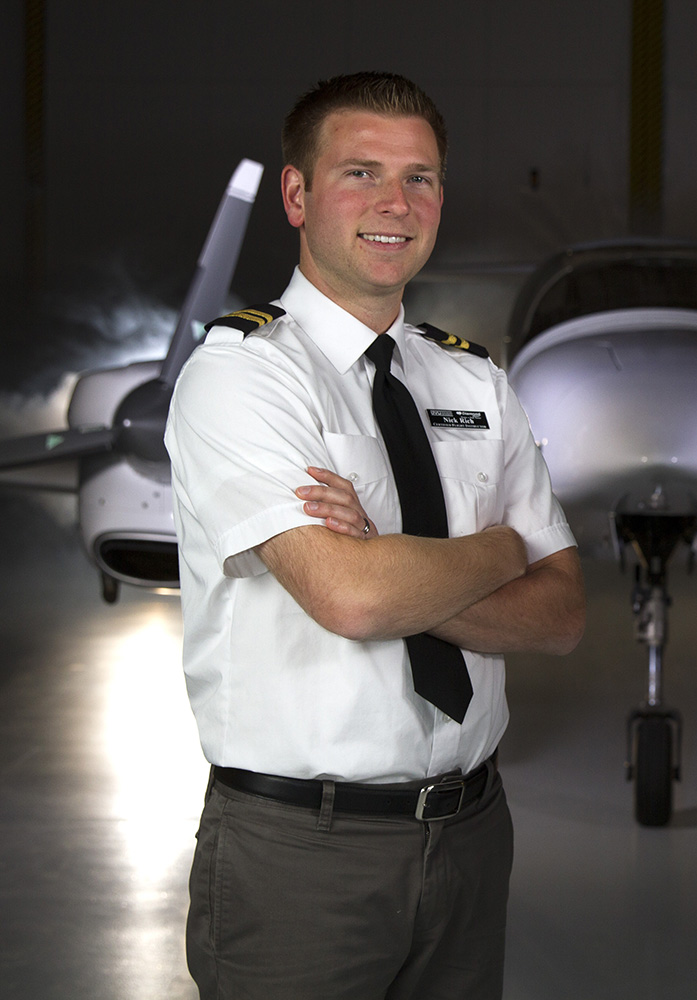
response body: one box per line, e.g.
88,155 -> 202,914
433,438 -> 505,534
321,431 -> 398,533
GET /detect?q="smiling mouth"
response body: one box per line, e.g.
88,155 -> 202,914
359,234 -> 410,244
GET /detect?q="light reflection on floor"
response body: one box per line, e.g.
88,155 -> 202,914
95,606 -> 209,1000
1,504 -> 697,999
0,516 -> 207,1000
100,607 -> 208,883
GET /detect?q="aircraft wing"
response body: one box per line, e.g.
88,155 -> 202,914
158,158 -> 264,387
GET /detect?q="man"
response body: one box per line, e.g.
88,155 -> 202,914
165,72 -> 585,1000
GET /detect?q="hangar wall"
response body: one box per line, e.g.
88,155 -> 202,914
1,2 -> 696,330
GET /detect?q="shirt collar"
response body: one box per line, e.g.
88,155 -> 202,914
280,267 -> 406,375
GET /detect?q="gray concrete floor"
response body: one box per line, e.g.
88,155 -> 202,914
504,555 -> 697,999
1,497 -> 696,999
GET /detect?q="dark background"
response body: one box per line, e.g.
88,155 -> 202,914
3,0 -> 696,397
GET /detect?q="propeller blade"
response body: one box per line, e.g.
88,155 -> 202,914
0,426 -> 115,471
159,158 -> 264,387
0,461 -> 78,493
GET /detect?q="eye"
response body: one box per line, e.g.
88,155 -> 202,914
348,169 -> 371,179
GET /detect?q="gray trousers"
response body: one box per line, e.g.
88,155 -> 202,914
187,767 -> 513,1000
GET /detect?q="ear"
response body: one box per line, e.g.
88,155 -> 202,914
281,165 -> 306,229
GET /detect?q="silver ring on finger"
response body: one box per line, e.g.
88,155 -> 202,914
362,518 -> 370,536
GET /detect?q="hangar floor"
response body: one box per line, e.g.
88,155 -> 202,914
1,498 -> 696,1000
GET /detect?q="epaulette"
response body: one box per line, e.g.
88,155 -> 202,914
204,304 -> 285,338
416,321 -> 489,359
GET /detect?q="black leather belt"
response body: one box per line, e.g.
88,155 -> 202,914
213,757 -> 494,822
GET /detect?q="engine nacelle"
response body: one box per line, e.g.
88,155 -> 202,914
69,360 -> 179,592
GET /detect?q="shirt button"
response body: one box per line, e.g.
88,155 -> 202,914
348,472 -> 359,482
477,471 -> 489,483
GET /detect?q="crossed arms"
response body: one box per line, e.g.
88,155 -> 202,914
257,468 -> 586,656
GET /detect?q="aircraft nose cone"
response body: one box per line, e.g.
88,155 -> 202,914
114,379 -> 172,464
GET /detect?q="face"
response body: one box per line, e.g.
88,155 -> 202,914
282,110 -> 443,327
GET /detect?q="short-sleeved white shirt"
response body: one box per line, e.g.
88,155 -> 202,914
165,267 -> 576,782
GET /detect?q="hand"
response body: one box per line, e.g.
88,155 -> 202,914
296,466 -> 379,539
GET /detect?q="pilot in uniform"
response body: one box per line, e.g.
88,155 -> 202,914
165,263 -> 577,999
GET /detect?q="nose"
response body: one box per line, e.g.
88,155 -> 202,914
376,178 -> 409,216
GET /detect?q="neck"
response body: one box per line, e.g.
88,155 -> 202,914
344,296 -> 402,335
297,264 -> 403,335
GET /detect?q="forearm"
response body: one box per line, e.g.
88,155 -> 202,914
429,547 -> 586,655
257,523 -> 527,642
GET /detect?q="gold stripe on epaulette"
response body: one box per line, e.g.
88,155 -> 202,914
226,309 -> 275,328
417,322 -> 489,358
204,303 -> 285,337
429,331 -> 470,349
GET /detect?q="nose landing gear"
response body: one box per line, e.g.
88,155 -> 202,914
614,511 -> 696,826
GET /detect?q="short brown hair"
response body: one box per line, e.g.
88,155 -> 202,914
282,71 -> 448,188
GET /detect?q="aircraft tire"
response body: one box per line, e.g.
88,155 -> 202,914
634,715 -> 673,827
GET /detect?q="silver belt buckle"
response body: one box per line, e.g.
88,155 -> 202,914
415,776 -> 466,822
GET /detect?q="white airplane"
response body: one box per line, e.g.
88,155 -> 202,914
506,240 -> 697,826
0,158 -> 264,603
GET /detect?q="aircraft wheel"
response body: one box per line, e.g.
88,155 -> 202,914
634,715 -> 673,827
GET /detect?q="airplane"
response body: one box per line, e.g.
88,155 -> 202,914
506,239 -> 697,827
0,158 -> 264,604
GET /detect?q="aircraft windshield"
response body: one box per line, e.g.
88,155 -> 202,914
508,245 -> 697,358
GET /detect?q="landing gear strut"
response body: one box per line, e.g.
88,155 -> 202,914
614,512 -> 696,826
100,570 -> 120,604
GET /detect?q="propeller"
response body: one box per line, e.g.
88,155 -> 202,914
159,158 -> 264,387
0,426 -> 114,470
0,159 -> 264,476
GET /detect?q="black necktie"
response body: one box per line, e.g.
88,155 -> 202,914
365,334 -> 473,723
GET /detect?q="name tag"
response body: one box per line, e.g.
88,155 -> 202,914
427,409 -> 490,429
